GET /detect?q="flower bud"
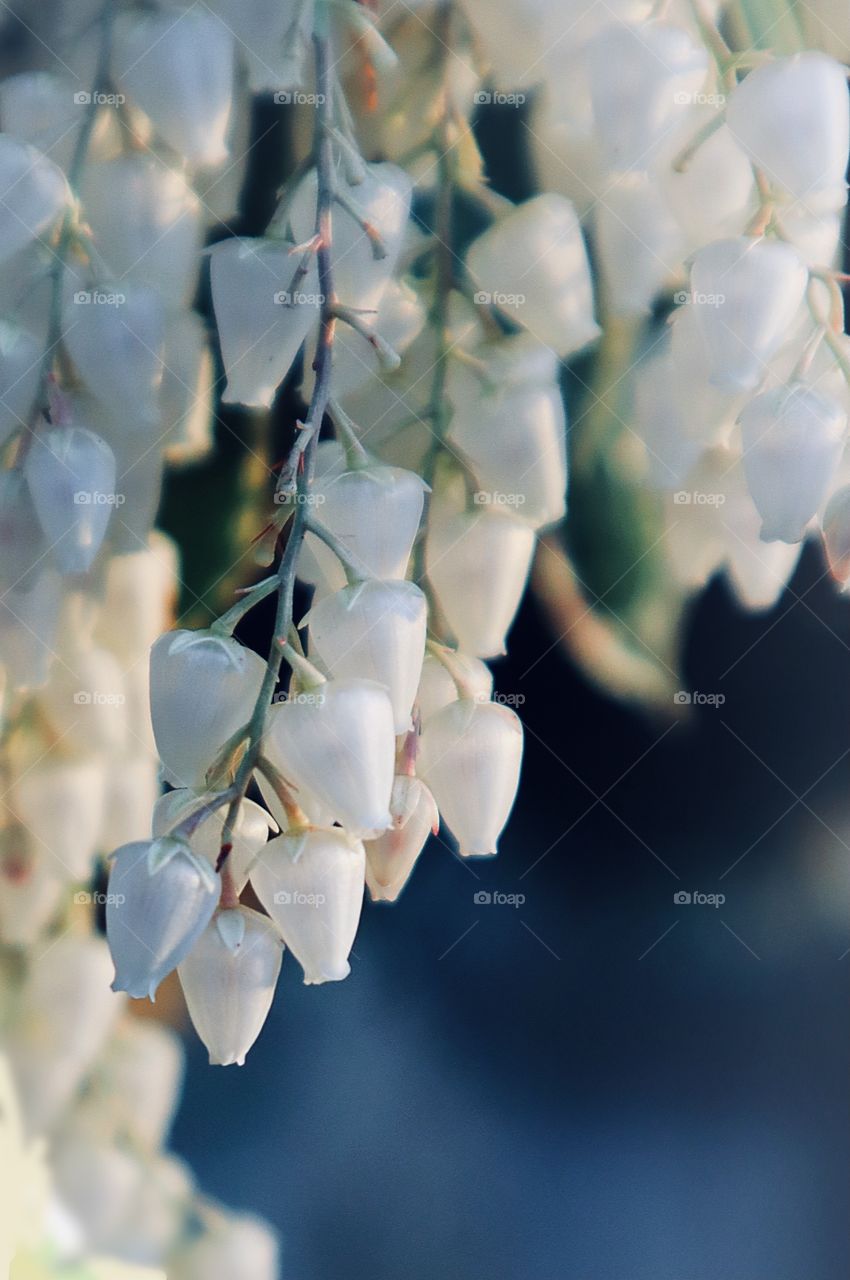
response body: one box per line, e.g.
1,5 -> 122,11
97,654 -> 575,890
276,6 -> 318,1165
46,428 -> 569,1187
0,71 -> 114,172
11,757 -> 106,882
73,1018 -> 183,1154
585,22 -> 709,172
594,172 -> 684,315
264,679 -> 395,834
689,238 -> 808,392
213,0 -> 312,92
39,644 -> 127,753
24,426 -> 116,574
209,237 -> 319,408
0,135 -> 68,265
447,365 -> 567,529
107,838 -> 221,1001
0,321 -> 41,446
365,776 -> 439,902
112,9 -> 234,169
466,194 -> 600,357
94,533 -> 178,662
178,906 -> 283,1065
425,500 -> 535,658
153,790 -> 275,893
301,463 -> 428,586
63,282 -> 165,427
83,155 -> 203,306
727,53 -> 849,214
251,828 -> 365,984
416,652 -> 493,722
7,935 -> 122,1135
303,580 -> 427,734
289,163 -> 412,312
149,630 -> 266,789
659,122 -> 756,250
418,699 -> 523,857
739,382 -> 846,543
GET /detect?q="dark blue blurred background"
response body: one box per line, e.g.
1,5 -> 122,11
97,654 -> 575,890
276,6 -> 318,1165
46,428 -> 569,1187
172,547 -> 850,1280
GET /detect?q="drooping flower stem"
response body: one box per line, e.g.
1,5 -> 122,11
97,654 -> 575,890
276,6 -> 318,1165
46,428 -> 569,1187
217,22 -> 338,868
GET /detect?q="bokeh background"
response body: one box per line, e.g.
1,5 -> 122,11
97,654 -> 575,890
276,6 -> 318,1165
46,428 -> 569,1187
173,545 -> 850,1280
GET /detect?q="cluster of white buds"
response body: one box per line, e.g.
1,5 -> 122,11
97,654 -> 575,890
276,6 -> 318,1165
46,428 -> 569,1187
0,0 -> 282,1271
2,0 -> 850,1271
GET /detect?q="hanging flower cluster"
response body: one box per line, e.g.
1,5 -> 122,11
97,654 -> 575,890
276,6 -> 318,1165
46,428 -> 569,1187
0,0 -> 849,1271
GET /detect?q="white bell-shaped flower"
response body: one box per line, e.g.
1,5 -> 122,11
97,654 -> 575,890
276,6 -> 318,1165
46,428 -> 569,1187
149,629 -> 266,789
6,934 -> 122,1135
0,321 -> 41,445
466,194 -> 600,357
112,9 -> 234,169
303,580 -> 427,734
264,678 -> 395,834
178,906 -> 283,1066
727,53 -> 849,214
251,827 -> 365,984
689,238 -> 808,392
73,1018 -> 183,1154
24,426 -> 117,574
585,22 -> 709,172
739,382 -> 846,543
106,837 -> 221,1001
311,278 -> 425,401
301,462 -> 428,587
446,353 -> 567,529
289,162 -> 412,312
212,0 -> 313,92
416,651 -> 493,722
659,121 -> 756,250
63,282 -> 165,427
594,172 -> 684,315
822,484 -> 850,588
209,237 -> 319,408
153,790 -> 276,893
39,643 -> 127,754
94,532 -> 178,662
11,757 -> 106,881
365,775 -> 439,902
83,155 -> 203,305
425,496 -> 535,658
172,1212 -> 279,1280
0,135 -> 68,265
418,699 -> 523,857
